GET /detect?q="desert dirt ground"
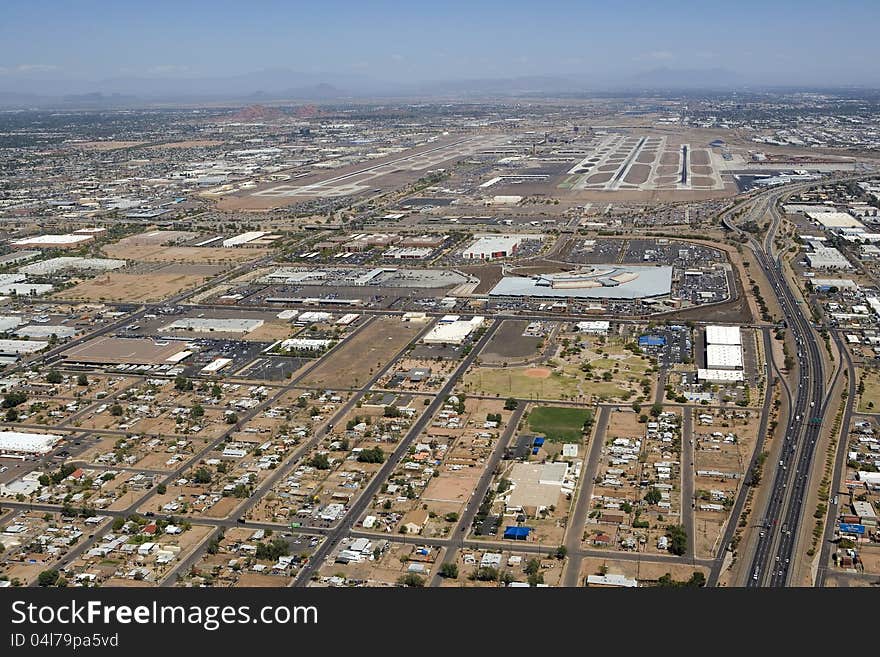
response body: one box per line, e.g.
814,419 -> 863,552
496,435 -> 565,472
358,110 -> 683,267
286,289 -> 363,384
300,317 -> 422,388
103,242 -> 267,264
69,140 -> 146,150
55,271 -> 212,302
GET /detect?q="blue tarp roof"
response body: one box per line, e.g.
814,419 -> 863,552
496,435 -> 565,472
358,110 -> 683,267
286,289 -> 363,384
504,526 -> 531,540
533,437 -> 545,446
639,335 -> 666,346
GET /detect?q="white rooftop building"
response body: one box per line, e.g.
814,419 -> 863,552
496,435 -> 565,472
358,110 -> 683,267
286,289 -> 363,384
706,344 -> 743,370
422,316 -> 484,345
705,325 -> 742,346
461,234 -> 529,260
222,231 -> 267,248
0,431 -> 62,455
160,318 -> 264,334
698,369 -> 745,383
576,320 -> 610,334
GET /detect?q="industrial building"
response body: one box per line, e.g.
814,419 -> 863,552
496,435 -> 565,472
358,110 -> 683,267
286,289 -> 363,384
807,211 -> 864,230
160,318 -> 265,334
62,337 -> 193,366
576,320 -> 610,334
0,338 -> 49,363
9,234 -> 94,249
277,338 -> 332,352
805,245 -> 853,270
222,231 -> 267,248
697,369 -> 745,383
0,274 -> 53,297
705,344 -> 744,370
705,325 -> 742,345
0,431 -> 62,455
422,316 -> 484,345
18,257 -> 126,276
461,234 -> 525,260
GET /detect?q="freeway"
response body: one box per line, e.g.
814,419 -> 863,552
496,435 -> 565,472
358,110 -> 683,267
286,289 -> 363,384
719,180 -> 834,587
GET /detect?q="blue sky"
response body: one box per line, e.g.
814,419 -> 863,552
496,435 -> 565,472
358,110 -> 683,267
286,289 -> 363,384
1,0 -> 878,86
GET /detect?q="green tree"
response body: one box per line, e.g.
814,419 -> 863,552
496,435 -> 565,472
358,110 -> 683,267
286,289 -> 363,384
309,453 -> 331,470
193,468 -> 212,484
76,373 -> 88,386
439,563 -> 459,579
644,488 -> 662,505
110,404 -> 123,417
399,573 -> 425,587
191,404 -> 204,418
38,569 -> 60,587
504,397 -> 518,411
46,370 -> 63,384
665,524 -> 688,556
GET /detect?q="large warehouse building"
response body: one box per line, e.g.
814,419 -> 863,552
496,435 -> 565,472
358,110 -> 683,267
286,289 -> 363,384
422,316 -> 484,345
702,325 -> 745,375
0,431 -> 63,456
461,235 -> 525,260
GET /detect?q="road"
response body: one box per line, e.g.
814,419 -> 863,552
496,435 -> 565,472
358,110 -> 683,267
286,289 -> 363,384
815,331 -> 856,586
681,408 -> 696,560
718,180 -> 835,587
428,403 -> 525,586
292,318 -> 503,585
561,405 -> 610,586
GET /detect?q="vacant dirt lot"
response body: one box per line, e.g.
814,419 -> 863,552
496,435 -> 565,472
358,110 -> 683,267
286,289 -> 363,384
300,317 -> 422,388
55,270 -> 213,302
480,320 -> 541,363
104,242 -> 266,264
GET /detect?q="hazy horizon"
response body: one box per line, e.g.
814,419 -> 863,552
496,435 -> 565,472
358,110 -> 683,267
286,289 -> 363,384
3,0 -> 880,97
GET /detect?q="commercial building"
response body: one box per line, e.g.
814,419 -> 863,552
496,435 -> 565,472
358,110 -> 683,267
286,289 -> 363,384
461,234 -> 525,260
383,247 -> 433,260
807,211 -> 864,230
62,337 -> 193,366
706,344 -> 744,370
0,431 -> 62,455
222,231 -> 267,248
9,234 -> 94,250
490,266 -> 673,300
576,320 -> 610,334
400,234 -> 447,248
343,233 -> 400,252
422,316 -> 484,345
200,358 -> 232,374
697,369 -> 745,383
160,318 -> 264,334
18,257 -> 126,276
705,325 -> 742,346
505,462 -> 569,516
805,245 -> 853,270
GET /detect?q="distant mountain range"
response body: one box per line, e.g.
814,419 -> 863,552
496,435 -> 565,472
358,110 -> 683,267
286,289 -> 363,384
0,66 -> 828,108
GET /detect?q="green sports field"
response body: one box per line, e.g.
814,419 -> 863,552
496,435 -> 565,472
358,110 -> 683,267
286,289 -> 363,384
527,406 -> 593,443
